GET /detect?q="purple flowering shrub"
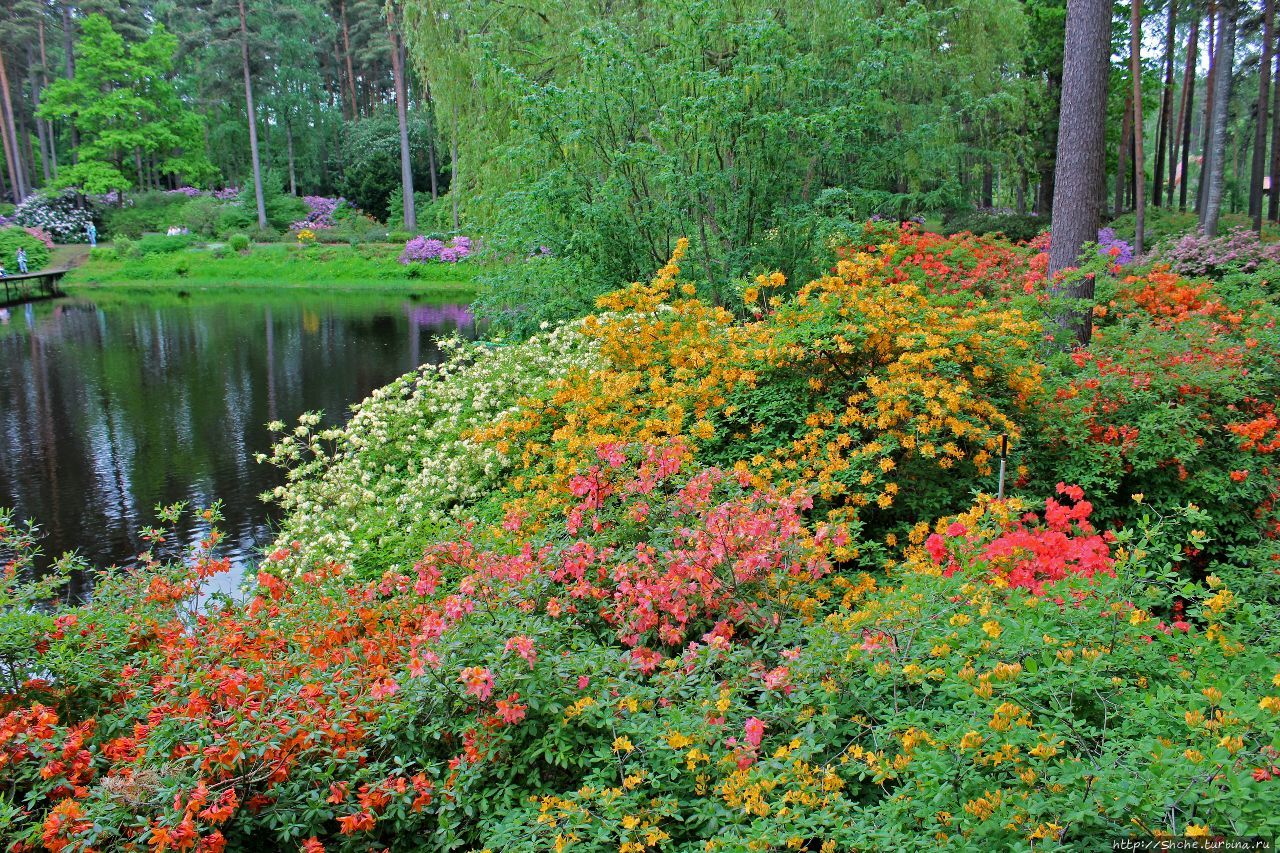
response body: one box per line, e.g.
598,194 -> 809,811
1096,228 -> 1134,265
400,235 -> 473,264
291,196 -> 345,231
1160,227 -> 1280,277
12,190 -> 96,243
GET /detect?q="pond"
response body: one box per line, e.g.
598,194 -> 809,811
0,288 -> 475,596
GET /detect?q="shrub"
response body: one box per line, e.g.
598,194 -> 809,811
111,236 -> 137,260
10,189 -> 97,243
0,226 -> 53,271
399,235 -> 473,263
942,207 -> 1047,242
227,233 -> 250,252
178,197 -> 227,237
135,233 -> 193,255
387,230 -> 412,244
1158,227 -> 1280,278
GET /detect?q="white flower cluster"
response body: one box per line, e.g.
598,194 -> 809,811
259,326 -> 600,576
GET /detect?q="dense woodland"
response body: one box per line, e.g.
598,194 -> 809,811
2,1 -> 1280,288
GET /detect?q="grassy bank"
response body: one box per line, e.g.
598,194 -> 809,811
62,241 -> 479,297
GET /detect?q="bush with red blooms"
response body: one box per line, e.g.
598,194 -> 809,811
1031,250 -> 1280,599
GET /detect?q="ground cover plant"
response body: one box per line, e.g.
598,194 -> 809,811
2,226 -> 1280,850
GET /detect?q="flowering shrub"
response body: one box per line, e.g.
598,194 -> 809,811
400,235 -> 473,264
479,235 -> 1045,568
296,228 -> 316,244
290,196 -> 345,232
1159,226 -> 1280,277
11,190 -> 96,243
1096,227 -> 1134,266
5,227 -> 1280,848
261,329 -> 600,576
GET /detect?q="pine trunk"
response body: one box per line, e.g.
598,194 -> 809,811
1271,46 -> 1280,219
389,14 -> 416,231
341,1 -> 359,120
1048,0 -> 1113,346
239,0 -> 269,230
1198,7 -> 1218,213
0,42 -> 28,201
286,120 -> 297,195
1176,16 -> 1199,208
1116,92 -> 1132,216
1154,0 -> 1178,207
451,100 -> 460,230
1253,0 -> 1275,228
1203,2 -> 1238,236
1130,0 -> 1145,254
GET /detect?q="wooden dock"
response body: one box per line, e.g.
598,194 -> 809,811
0,269 -> 69,306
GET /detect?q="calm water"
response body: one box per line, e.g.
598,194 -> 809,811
0,290 -> 474,595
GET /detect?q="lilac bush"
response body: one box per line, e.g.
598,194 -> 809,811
1160,227 -> 1280,277
1096,228 -> 1134,265
400,234 -> 473,264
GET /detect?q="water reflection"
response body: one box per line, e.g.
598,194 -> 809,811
0,291 -> 474,594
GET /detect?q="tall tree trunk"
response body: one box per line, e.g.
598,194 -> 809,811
451,100 -> 460,230
1253,0 -> 1275,228
1271,46 -> 1280,220
389,13 -> 416,231
62,3 -> 77,162
27,47 -> 50,185
341,1 -> 359,120
1130,0 -> 1145,254
1116,92 -> 1132,216
1048,0 -> 1112,346
38,16 -> 55,179
1176,16 -> 1199,208
1203,1 -> 1238,236
981,161 -> 994,207
286,120 -> 297,195
1198,6 -> 1218,213
0,43 -> 28,201
239,0 -> 268,230
1154,0 -> 1178,207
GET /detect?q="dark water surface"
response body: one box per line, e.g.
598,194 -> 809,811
0,290 -> 473,594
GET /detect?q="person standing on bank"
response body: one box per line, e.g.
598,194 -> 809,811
16,247 -> 27,274
86,222 -> 97,247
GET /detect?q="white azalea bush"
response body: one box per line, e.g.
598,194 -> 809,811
260,326 -> 599,576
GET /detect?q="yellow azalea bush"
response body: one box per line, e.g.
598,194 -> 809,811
477,236 -> 1046,566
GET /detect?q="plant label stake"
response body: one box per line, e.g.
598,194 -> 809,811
997,433 -> 1008,500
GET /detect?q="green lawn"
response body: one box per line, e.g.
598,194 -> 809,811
62,242 -> 479,298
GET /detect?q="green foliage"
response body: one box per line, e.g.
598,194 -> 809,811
176,197 -> 229,237
473,255 -> 616,339
227,233 -> 250,252
337,111 -> 440,220
102,191 -> 191,239
220,174 -> 308,233
943,208 -> 1048,242
135,233 -> 195,255
0,228 -> 53,272
111,237 -> 137,260
38,15 -> 216,195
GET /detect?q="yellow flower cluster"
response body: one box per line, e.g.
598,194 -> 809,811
474,236 -> 1045,560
